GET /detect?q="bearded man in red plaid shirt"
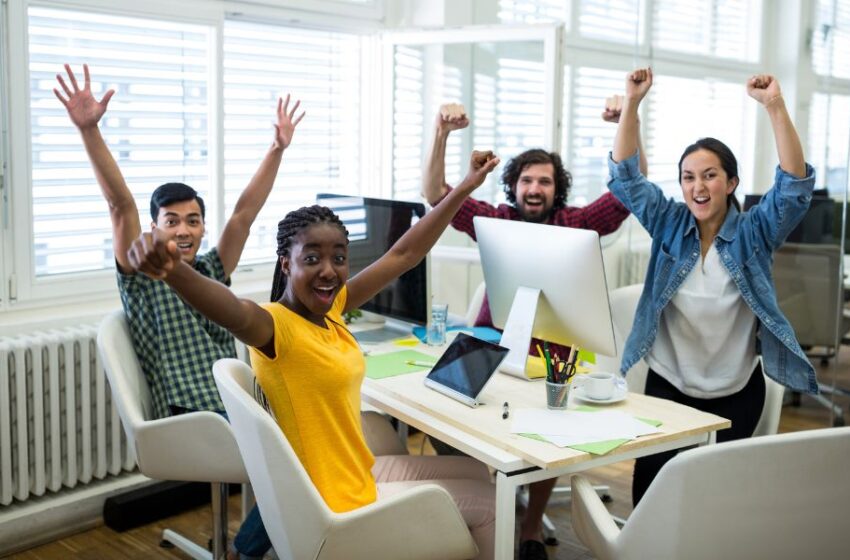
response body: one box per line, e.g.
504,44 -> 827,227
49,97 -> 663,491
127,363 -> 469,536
422,100 -> 648,560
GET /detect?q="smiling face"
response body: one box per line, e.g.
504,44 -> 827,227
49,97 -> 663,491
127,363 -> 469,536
153,199 -> 206,263
280,223 -> 349,324
680,149 -> 739,229
514,163 -> 556,223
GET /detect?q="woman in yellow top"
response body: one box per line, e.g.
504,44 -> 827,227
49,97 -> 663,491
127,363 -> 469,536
127,150 -> 502,559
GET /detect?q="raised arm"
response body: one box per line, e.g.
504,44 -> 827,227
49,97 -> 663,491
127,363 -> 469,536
422,104 -> 469,206
54,64 -> 139,273
348,150 -> 499,312
126,227 -> 275,348
217,95 -> 306,276
746,75 -> 805,178
612,68 -> 653,165
603,94 -> 648,176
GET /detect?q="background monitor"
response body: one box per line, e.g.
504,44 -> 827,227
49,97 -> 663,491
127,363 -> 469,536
744,189 -> 836,246
317,194 -> 430,327
474,216 -> 616,379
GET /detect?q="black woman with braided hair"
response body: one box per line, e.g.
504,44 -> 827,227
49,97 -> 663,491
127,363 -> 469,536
126,149 -> 504,559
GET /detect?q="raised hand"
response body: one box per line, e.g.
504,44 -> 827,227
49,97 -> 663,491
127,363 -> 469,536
436,103 -> 470,133
602,95 -> 624,123
625,67 -> 653,103
54,64 -> 115,131
747,74 -> 782,106
126,227 -> 181,280
273,94 -> 305,151
461,150 -> 500,189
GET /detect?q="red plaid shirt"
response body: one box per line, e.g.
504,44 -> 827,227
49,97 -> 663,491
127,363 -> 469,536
440,189 -> 630,361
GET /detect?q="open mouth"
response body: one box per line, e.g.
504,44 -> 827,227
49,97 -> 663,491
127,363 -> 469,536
523,198 -> 545,211
313,285 -> 337,305
176,241 -> 194,253
693,195 -> 710,206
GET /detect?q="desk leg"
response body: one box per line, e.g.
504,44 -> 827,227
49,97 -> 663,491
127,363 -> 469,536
495,471 -> 516,560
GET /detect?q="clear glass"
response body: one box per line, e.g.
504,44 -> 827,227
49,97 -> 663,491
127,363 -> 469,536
427,303 -> 449,346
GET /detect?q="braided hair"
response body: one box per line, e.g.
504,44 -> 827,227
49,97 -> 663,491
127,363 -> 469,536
270,205 -> 349,302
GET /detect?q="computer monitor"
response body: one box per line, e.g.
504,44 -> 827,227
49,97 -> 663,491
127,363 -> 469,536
744,189 -> 836,245
317,194 -> 430,332
473,216 -> 616,379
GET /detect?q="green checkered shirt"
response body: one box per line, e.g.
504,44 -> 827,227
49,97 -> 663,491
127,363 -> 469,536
117,248 -> 237,419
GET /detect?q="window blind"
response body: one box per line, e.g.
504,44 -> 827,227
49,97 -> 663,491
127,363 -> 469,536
578,0 -> 641,45
497,0 -> 567,24
812,0 -> 850,79
28,6 -> 211,277
392,45 -> 426,202
652,0 -> 762,62
808,92 -> 850,191
565,66 -> 624,204
645,74 -> 755,198
223,20 -> 362,264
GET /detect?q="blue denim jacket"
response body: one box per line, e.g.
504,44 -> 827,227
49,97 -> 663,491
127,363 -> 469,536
607,151 -> 818,394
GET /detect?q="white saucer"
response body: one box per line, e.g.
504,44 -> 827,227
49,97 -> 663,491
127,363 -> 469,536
572,385 -> 627,404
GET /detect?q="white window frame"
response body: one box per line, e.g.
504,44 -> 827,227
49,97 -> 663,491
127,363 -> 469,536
2,0 -> 382,312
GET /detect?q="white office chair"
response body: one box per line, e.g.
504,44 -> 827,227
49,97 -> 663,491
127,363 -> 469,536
212,358 -> 478,560
571,426 -> 850,560
97,309 -> 249,560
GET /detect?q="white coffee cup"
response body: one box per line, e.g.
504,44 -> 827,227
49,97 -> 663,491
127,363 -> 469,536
582,372 -> 616,400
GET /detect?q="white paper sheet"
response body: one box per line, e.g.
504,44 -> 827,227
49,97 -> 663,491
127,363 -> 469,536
510,409 -> 662,446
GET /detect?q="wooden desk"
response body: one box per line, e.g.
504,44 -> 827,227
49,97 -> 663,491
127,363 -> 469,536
360,339 -> 730,559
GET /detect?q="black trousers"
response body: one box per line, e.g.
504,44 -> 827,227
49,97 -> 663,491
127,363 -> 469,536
632,362 -> 766,507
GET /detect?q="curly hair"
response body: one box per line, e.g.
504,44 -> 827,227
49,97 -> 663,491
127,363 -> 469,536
501,149 -> 571,209
270,205 -> 349,302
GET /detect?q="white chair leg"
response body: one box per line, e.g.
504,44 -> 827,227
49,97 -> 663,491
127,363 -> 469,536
161,528 -> 213,560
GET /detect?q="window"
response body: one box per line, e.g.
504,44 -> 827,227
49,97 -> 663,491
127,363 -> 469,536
28,6 -> 211,277
812,0 -> 850,79
223,20 -> 363,264
645,74 -> 756,198
652,0 -> 762,62
497,0 -> 567,24
808,92 -> 850,192
578,0 -> 642,45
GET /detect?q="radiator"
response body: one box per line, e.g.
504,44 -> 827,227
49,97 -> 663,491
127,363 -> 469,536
0,325 -> 136,506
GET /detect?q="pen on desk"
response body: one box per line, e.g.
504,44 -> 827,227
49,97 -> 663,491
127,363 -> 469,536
502,401 -> 510,420
405,360 -> 436,368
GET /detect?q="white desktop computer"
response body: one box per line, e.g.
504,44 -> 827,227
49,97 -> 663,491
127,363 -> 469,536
473,216 -> 617,379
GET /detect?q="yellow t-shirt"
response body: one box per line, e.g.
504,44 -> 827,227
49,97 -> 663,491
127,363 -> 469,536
249,286 -> 376,513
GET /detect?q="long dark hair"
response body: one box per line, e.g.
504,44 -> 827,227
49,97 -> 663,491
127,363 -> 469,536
270,205 -> 349,302
501,149 -> 571,209
678,137 -> 741,211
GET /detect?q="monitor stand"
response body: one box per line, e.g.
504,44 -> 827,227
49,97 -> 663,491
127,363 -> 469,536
352,317 -> 415,344
498,286 -> 541,380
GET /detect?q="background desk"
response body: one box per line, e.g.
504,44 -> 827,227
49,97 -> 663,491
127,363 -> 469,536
359,339 -> 730,559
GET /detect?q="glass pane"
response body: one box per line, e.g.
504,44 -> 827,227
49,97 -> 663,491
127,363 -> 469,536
223,20 -> 362,265
391,41 -> 546,203
29,6 -> 211,276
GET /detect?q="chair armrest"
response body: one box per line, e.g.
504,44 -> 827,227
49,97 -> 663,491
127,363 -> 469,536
571,475 -> 620,559
321,484 -> 477,560
134,412 -> 248,484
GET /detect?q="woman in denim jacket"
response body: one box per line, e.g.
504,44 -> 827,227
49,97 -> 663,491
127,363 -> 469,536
608,68 -> 816,506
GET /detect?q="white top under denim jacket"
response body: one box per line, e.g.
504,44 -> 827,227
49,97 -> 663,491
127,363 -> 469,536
646,243 -> 760,398
607,150 -> 818,395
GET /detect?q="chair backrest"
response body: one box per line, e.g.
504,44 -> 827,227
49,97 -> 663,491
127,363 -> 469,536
97,309 -> 154,441
619,427 -> 850,559
213,358 -> 332,560
593,284 -> 647,393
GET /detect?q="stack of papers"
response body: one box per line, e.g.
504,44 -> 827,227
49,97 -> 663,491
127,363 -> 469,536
510,409 -> 662,447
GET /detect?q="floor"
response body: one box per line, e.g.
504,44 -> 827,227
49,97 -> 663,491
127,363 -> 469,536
7,352 -> 849,560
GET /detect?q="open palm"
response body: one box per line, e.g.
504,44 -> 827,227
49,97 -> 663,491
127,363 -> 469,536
54,64 -> 114,130
274,94 -> 305,150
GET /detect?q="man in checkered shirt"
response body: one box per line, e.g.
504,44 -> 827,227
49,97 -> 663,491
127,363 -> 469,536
423,101 -> 648,560
56,63 -> 305,419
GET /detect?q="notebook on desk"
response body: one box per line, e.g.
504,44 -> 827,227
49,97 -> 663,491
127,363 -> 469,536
423,333 -> 510,407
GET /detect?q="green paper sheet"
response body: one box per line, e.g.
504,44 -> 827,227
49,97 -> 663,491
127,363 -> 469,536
519,407 -> 663,455
365,350 -> 437,379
